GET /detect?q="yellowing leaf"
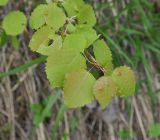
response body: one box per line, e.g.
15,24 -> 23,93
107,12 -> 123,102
93,39 -> 113,75
77,4 -> 96,27
93,76 -> 117,109
63,0 -> 85,17
46,49 -> 86,87
45,3 -> 66,31
64,69 -> 95,108
63,34 -> 87,52
111,66 -> 136,96
2,11 -> 26,36
0,0 -> 8,6
29,26 -> 62,55
30,4 -> 47,29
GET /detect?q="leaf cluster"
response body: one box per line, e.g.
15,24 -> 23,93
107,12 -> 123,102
28,0 -> 136,109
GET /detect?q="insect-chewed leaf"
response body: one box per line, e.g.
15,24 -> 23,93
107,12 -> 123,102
93,39 -> 113,75
93,76 -> 117,109
29,26 -> 62,55
77,4 -> 96,27
64,69 -> 95,108
46,49 -> 87,88
44,3 -> 66,31
0,0 -> 8,6
62,0 -> 85,17
30,4 -> 47,29
111,66 -> 136,96
74,25 -> 98,46
63,34 -> 87,52
2,11 -> 26,36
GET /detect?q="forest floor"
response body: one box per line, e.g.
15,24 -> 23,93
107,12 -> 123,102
0,0 -> 160,140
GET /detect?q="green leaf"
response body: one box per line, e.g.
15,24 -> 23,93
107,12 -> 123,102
93,39 -> 113,75
31,104 -> 43,114
32,93 -> 61,126
148,124 -> 160,138
111,66 -> 136,96
0,0 -> 8,6
45,3 -> 66,31
40,94 -> 60,122
77,4 -> 96,27
46,0 -> 52,3
11,36 -> 19,49
118,128 -> 135,139
63,34 -> 87,52
33,114 -> 43,126
93,76 -> 117,109
74,25 -> 98,46
2,11 -> 26,36
37,34 -> 62,55
0,30 -> 8,47
64,69 -> 95,108
29,26 -> 62,55
62,0 -> 84,17
30,4 -> 47,29
46,49 -> 86,87
93,39 -> 112,66
104,63 -> 114,75
67,23 -> 76,33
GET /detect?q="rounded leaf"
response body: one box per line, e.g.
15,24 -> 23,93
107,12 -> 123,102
45,3 -> 66,31
93,39 -> 113,75
111,66 -> 136,96
93,76 -> 117,109
2,11 -> 26,36
46,49 -> 87,87
62,0 -> 85,17
63,34 -> 87,52
30,4 -> 47,29
74,25 -> 98,46
64,69 -> 95,108
77,4 -> 96,27
29,26 -> 62,55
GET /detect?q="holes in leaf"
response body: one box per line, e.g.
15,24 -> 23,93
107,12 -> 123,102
47,39 -> 54,46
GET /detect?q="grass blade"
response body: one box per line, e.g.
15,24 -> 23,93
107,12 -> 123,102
0,56 -> 47,78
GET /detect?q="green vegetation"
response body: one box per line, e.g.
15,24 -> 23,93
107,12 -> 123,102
29,0 -> 136,108
148,124 -> 160,138
0,0 -> 160,139
2,11 -> 26,36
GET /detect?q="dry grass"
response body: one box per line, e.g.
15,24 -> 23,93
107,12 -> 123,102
1,0 -> 160,140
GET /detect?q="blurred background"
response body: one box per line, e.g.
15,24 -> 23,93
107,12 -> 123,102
0,0 -> 160,140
